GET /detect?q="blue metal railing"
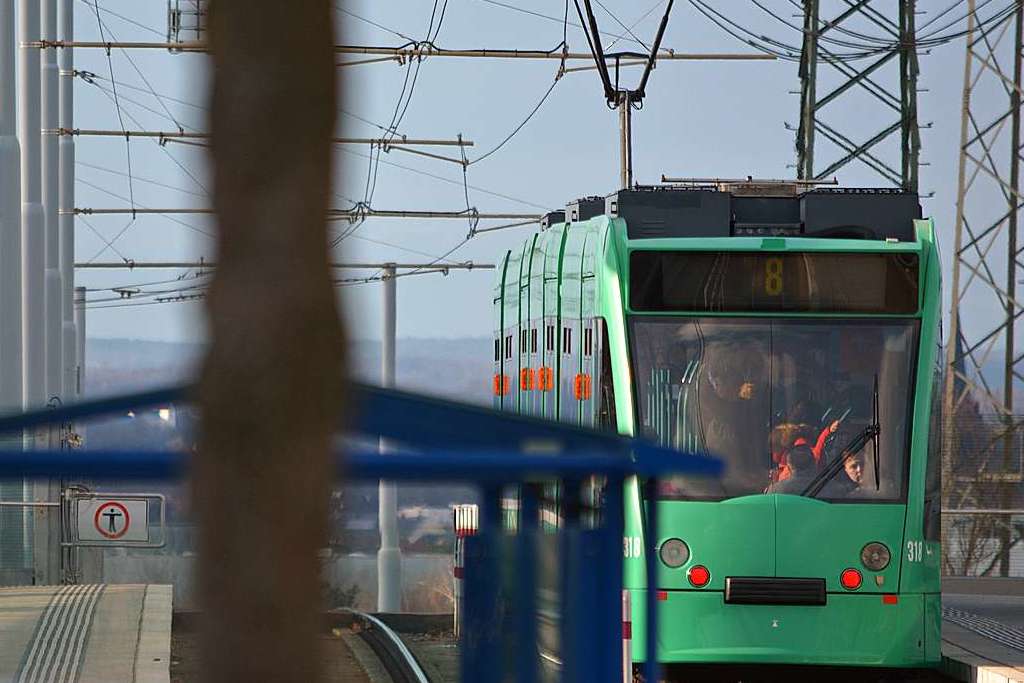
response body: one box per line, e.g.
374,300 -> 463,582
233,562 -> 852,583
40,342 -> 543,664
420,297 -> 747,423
0,383 -> 722,682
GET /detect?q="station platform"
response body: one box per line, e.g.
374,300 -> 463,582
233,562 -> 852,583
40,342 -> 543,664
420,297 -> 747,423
0,584 -> 170,683
942,580 -> 1024,683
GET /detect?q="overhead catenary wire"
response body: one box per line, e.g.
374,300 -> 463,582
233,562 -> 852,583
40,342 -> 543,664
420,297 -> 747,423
77,214 -> 130,262
593,0 -> 650,51
79,0 -> 164,39
335,146 -> 551,211
74,178 -> 213,237
604,1 -> 666,52
469,67 -> 562,166
76,68 -> 421,143
67,208 -> 543,222
89,0 -> 135,216
77,160 -> 208,198
50,128 -> 476,148
87,7 -> 188,132
472,0 -> 667,53
32,40 -> 774,61
76,261 -> 494,270
80,76 -> 210,194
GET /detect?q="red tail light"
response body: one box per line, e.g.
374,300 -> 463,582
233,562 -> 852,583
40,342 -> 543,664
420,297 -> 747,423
687,565 -> 710,588
840,568 -> 862,590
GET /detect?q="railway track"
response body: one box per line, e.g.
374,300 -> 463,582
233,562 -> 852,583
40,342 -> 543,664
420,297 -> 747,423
347,610 -> 433,683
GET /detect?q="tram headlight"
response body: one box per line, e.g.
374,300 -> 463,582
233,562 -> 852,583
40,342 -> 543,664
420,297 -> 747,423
659,538 -> 690,569
860,542 -> 891,571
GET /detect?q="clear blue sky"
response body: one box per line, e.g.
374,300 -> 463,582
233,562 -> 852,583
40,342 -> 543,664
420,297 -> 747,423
56,1 -> 1009,344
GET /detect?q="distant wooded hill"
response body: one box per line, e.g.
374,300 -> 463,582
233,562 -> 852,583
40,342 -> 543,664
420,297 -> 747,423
85,336 -> 492,406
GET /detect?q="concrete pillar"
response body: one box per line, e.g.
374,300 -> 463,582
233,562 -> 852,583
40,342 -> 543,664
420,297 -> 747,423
20,0 -> 45,412
0,0 -> 21,414
23,0 -> 58,584
0,0 -> 29,585
73,286 -> 84,398
58,0 -> 73,398
42,0 -> 61,403
377,265 -> 401,612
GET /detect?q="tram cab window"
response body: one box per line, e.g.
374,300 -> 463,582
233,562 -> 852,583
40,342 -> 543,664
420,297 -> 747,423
630,317 -> 919,502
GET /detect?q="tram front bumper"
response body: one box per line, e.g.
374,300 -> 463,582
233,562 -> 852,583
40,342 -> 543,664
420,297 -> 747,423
627,589 -> 932,668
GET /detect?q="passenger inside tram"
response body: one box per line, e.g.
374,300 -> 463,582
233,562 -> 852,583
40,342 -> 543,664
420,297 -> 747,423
632,318 -> 915,502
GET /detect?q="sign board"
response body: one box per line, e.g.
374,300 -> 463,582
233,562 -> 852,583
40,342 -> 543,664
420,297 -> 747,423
76,499 -> 150,543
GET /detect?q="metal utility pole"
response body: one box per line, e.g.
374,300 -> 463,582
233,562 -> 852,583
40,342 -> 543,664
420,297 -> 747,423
377,264 -> 401,613
41,0 -> 61,405
59,0 -> 75,399
795,0 -> 920,191
943,0 -> 1024,578
618,91 -> 633,189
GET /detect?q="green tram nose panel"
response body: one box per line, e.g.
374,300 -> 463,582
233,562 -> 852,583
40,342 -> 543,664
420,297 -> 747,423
774,496 -> 904,593
651,496 -> 776,591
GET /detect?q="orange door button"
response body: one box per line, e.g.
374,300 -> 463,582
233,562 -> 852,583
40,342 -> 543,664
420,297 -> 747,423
520,368 -> 536,391
573,374 -> 592,400
493,374 -> 510,396
539,367 -> 554,391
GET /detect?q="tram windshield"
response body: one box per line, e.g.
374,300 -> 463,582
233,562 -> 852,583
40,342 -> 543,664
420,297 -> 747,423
630,318 -> 919,502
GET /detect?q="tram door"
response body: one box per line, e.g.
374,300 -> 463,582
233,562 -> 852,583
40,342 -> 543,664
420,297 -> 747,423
493,251 -> 510,411
579,233 -> 597,428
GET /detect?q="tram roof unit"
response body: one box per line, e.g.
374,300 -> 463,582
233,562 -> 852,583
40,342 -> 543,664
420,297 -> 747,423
547,183 -> 922,242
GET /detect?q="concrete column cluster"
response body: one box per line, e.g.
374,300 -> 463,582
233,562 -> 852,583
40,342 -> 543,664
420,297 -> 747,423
3,0 -> 80,415
1,0 -> 81,586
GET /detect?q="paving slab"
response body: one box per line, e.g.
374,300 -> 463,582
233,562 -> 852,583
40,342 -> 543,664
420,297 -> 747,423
0,584 -> 171,683
943,593 -> 1024,683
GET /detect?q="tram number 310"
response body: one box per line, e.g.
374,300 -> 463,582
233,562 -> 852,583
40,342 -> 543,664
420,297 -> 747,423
624,536 -> 642,559
907,540 -> 924,563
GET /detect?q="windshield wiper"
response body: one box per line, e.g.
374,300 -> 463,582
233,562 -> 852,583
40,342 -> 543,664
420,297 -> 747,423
800,376 -> 881,498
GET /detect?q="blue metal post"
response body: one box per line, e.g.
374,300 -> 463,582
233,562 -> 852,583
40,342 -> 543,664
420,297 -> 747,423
462,484 -> 502,683
515,484 -> 538,683
558,478 -> 580,682
643,477 -> 660,683
602,476 -> 625,679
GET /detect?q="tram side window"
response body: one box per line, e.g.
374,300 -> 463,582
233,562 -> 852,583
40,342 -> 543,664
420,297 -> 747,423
598,321 -> 617,432
494,338 -> 500,362
924,353 -> 943,542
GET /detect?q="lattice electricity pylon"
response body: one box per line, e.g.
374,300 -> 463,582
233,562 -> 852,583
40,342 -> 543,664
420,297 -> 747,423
943,0 -> 1024,578
794,0 -> 921,191
167,0 -> 207,52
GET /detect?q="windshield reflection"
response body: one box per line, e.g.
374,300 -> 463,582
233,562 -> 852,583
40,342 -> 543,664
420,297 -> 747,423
630,318 -> 918,502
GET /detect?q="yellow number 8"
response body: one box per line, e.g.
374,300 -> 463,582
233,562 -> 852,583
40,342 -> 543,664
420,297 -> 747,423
765,258 -> 783,296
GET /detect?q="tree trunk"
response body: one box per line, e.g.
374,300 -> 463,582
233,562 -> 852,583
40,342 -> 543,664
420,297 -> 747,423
196,2 -> 343,680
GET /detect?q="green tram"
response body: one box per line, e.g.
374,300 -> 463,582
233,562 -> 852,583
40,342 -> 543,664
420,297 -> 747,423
492,184 -> 943,676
